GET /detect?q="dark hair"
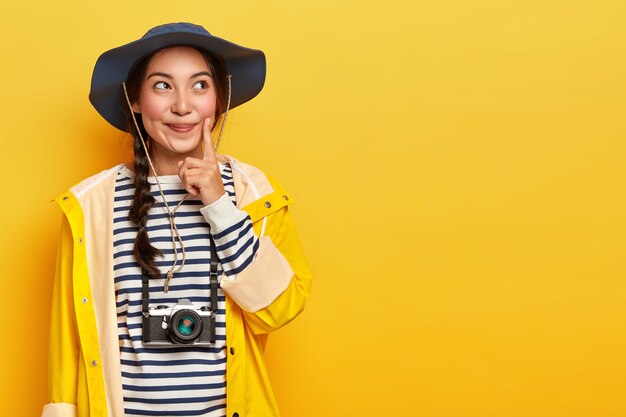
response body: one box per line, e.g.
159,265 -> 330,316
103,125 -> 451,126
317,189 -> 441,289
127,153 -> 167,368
124,46 -> 228,279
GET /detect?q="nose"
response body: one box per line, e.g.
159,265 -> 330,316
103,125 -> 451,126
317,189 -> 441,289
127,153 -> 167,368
170,90 -> 192,116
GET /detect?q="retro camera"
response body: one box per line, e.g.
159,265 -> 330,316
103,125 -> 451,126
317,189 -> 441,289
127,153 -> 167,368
143,299 -> 215,346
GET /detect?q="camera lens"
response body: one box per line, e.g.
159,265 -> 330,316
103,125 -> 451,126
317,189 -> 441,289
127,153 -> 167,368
178,316 -> 196,335
169,310 -> 203,344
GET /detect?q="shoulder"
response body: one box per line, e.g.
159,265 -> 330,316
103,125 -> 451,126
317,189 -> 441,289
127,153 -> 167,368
54,164 -> 125,228
59,164 -> 125,200
217,154 -> 294,223
217,154 -> 283,201
218,154 -> 271,186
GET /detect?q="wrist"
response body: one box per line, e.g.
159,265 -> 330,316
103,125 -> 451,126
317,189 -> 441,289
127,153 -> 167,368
200,193 -> 248,233
199,186 -> 226,206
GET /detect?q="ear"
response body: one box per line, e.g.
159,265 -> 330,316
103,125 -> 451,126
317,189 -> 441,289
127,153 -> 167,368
131,101 -> 141,114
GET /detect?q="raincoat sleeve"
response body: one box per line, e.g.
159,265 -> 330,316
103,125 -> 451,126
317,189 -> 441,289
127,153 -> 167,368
219,178 -> 313,335
42,215 -> 79,417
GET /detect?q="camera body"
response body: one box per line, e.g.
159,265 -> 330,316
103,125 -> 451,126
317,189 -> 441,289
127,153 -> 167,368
142,299 -> 216,346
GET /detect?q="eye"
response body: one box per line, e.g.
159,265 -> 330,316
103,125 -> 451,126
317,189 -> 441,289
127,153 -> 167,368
154,81 -> 170,90
192,81 -> 208,90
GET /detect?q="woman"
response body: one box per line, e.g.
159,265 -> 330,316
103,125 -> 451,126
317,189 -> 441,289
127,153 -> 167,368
42,22 -> 312,417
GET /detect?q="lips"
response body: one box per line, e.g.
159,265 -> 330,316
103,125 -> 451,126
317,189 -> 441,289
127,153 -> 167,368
166,123 -> 197,133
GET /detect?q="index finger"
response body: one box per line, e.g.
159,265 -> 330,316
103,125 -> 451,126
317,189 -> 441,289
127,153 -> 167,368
202,118 -> 216,162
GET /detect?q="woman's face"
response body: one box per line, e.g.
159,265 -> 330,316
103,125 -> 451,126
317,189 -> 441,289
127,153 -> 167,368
132,46 -> 217,158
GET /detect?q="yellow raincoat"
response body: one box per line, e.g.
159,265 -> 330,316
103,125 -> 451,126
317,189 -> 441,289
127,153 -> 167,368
42,155 -> 312,417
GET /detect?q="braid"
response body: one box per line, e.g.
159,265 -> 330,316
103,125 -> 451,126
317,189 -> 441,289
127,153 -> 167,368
123,46 -> 229,281
128,133 -> 163,279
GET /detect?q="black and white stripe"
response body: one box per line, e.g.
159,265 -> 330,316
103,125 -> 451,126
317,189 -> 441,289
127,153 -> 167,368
113,164 -> 257,417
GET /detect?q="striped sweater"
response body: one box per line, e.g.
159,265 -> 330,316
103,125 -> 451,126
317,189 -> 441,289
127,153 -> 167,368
113,163 -> 258,417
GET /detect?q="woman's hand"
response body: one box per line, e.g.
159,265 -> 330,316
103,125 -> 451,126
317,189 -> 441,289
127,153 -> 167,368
177,118 -> 226,206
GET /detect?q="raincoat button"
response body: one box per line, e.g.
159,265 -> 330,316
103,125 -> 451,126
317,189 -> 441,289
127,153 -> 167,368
282,195 -> 289,201
233,413 -> 239,417
264,201 -> 271,208
78,237 -> 83,244
81,297 -> 88,304
91,360 -> 98,367
230,347 -> 235,355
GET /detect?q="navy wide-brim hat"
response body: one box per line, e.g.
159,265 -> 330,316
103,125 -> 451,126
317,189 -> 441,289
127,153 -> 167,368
89,22 -> 266,132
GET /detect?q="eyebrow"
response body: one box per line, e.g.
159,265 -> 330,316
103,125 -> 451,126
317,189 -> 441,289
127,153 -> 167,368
146,71 -> 213,80
191,71 -> 213,78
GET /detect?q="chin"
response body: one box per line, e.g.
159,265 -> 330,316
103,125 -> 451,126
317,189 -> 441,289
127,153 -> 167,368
167,136 -> 202,155
167,143 -> 200,155
146,124 -> 202,156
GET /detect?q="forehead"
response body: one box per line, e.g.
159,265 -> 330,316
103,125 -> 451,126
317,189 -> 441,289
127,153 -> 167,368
146,46 -> 210,74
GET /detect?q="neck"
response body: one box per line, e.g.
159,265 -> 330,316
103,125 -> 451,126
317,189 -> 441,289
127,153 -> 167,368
148,143 -> 203,176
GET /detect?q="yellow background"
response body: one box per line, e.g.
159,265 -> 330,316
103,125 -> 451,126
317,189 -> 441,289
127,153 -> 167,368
1,1 -> 625,416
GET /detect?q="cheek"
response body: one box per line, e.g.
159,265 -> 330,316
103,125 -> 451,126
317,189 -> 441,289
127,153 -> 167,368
196,92 -> 218,118
138,93 -> 168,122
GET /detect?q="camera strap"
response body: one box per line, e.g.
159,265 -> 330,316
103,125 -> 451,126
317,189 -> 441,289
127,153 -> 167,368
141,270 -> 151,343
209,234 -> 219,343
